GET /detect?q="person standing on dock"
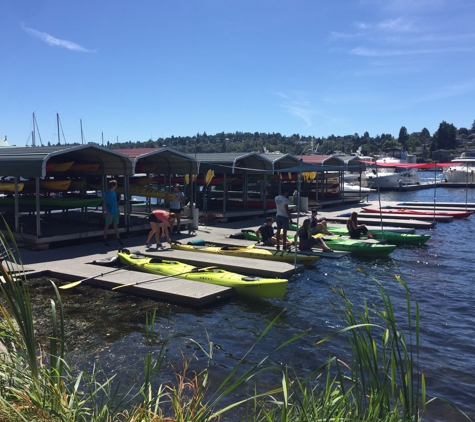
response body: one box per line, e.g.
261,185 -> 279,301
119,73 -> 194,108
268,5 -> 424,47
309,208 -> 333,235
169,184 -> 185,234
346,211 -> 374,239
102,179 -> 123,247
146,210 -> 176,248
274,189 -> 293,251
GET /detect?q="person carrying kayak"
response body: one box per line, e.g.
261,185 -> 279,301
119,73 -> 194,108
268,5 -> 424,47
346,211 -> 374,239
295,219 -> 333,252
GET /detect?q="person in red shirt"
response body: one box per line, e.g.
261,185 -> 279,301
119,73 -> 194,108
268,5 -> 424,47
145,210 -> 176,248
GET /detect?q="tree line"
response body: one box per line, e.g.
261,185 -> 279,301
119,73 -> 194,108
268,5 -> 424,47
102,120 -> 475,159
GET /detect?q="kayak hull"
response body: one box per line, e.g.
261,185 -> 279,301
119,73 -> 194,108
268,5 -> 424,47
362,207 -> 473,219
243,229 -> 395,258
118,250 -> 288,298
171,242 -> 320,265
326,227 -> 430,245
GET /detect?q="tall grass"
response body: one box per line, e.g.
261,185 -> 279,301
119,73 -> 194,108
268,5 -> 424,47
0,218 -> 471,421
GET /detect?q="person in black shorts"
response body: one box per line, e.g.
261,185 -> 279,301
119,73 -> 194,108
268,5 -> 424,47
169,184 -> 185,234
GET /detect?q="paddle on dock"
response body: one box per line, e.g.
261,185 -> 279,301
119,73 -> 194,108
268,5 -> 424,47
111,266 -> 219,290
59,264 -> 137,289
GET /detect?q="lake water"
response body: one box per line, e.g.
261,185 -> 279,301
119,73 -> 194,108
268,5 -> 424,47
29,172 -> 475,421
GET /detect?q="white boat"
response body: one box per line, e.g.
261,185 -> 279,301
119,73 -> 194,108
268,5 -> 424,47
341,182 -> 374,197
362,150 -> 421,189
443,153 -> 475,183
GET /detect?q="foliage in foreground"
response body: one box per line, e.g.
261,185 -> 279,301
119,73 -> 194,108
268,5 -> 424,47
0,219 -> 471,421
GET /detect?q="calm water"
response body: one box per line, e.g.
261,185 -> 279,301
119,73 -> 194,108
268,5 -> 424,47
30,172 -> 475,421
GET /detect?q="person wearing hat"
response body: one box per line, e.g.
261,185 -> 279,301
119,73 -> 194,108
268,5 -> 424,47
309,208 -> 333,236
295,218 -> 333,252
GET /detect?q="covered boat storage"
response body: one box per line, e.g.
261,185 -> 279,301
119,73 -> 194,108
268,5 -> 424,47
0,145 -> 369,250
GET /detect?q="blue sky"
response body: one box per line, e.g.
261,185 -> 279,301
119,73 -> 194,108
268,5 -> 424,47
2,0 -> 475,147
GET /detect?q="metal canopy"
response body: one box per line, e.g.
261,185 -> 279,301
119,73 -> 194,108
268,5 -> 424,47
116,147 -> 199,174
0,144 -> 134,178
261,153 -> 301,171
196,152 -> 273,174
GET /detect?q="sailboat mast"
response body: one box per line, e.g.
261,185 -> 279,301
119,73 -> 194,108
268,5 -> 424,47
57,113 -> 61,145
80,119 -> 84,144
32,112 -> 36,147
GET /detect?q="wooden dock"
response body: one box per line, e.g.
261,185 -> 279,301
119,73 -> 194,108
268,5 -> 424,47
8,198 -> 459,307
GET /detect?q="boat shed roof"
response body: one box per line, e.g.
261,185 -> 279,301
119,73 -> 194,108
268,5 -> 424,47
301,155 -> 345,167
261,153 -> 301,171
0,144 -> 134,178
195,152 -> 274,174
116,147 -> 198,174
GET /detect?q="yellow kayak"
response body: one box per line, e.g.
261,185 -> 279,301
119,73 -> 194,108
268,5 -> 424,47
0,181 -> 24,192
118,249 -> 288,298
171,242 -> 320,265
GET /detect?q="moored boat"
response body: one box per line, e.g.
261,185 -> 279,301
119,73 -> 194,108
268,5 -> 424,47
361,206 -> 473,220
362,149 -> 421,189
171,241 -> 320,265
443,154 -> 475,183
117,249 -> 288,298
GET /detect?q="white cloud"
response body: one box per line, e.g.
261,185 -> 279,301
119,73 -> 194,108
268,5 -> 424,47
350,46 -> 474,57
276,92 -> 315,128
377,17 -> 416,32
21,23 -> 96,53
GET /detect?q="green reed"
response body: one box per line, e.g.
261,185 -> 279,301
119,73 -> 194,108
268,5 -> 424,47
0,217 -> 471,421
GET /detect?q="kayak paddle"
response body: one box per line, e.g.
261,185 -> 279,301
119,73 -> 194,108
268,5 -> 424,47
111,265 -> 218,290
59,264 -> 137,290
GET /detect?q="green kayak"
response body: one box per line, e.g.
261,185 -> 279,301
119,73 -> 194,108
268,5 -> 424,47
242,230 -> 396,258
288,223 -> 430,245
0,196 -> 103,208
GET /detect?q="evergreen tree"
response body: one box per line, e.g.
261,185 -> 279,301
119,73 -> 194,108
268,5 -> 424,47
398,126 -> 409,150
434,121 -> 457,150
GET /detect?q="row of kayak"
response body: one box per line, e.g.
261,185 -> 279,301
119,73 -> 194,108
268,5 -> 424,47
287,223 -> 431,245
109,223 -> 432,300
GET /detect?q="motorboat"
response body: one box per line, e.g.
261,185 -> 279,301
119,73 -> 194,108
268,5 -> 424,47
443,153 -> 475,183
362,149 -> 421,189
341,182 -> 374,197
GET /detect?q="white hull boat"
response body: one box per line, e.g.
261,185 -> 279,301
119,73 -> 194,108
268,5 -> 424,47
443,157 -> 475,183
362,150 -> 421,189
341,182 -> 374,197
